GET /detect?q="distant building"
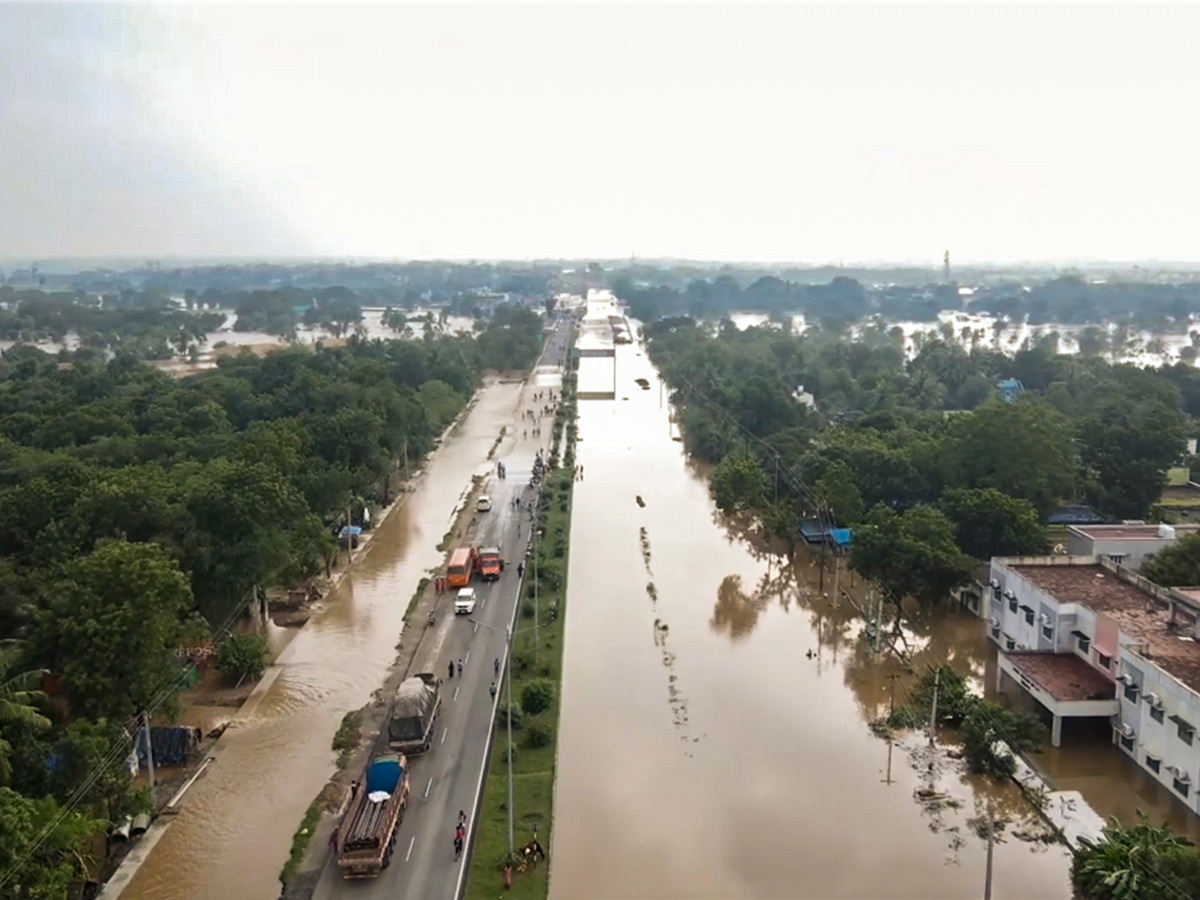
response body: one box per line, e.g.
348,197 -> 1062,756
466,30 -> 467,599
988,554 -> 1200,814
1066,523 -> 1198,572
1047,504 -> 1109,527
997,378 -> 1024,403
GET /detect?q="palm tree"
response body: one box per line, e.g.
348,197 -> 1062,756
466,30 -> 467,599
0,640 -> 51,784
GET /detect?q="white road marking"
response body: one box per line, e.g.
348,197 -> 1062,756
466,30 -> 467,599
465,651 -> 471,664
424,777 -> 433,799
453,686 -> 459,701
441,727 -> 448,745
405,835 -> 415,863
473,622 -> 478,634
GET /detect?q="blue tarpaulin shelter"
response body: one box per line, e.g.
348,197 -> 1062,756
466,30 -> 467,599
799,518 -> 853,548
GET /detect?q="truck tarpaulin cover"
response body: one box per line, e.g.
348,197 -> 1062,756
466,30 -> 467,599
367,755 -> 404,795
388,674 -> 437,742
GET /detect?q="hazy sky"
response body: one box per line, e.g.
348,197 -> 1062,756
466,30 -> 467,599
1,1 -> 1197,264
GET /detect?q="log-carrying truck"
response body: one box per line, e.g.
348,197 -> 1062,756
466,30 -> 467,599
335,753 -> 410,878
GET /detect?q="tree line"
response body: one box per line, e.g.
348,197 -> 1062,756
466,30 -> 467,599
646,318 -> 1193,614
0,310 -> 543,897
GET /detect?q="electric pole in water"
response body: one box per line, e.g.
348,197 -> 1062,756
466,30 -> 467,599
929,669 -> 941,746
141,712 -> 157,808
984,797 -> 995,900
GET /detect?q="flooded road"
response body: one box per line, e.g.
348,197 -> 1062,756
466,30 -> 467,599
121,379 -> 522,900
552,339 -> 1077,899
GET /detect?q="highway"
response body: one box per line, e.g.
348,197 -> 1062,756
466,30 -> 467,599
311,317 -> 573,900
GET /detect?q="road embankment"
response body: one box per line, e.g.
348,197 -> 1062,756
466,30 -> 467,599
463,370 -> 578,900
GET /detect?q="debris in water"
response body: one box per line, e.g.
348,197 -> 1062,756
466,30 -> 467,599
646,582 -> 658,603
636,495 -> 645,508
639,527 -> 653,572
653,618 -> 689,733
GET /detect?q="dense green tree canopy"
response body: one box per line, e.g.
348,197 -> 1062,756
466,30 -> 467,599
849,506 -> 975,607
938,488 -> 1046,560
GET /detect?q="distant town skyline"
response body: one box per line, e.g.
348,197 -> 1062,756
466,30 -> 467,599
2,2 -> 1197,263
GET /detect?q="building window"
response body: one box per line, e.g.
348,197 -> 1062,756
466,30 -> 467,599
1175,778 -> 1191,798
1075,633 -> 1091,654
1151,706 -> 1165,724
1147,756 -> 1161,774
1042,624 -> 1054,640
1008,596 -> 1018,613
1005,636 -> 1016,652
990,626 -> 1000,641
1124,682 -> 1140,702
1109,554 -> 1127,566
1022,607 -> 1035,626
1174,718 -> 1196,746
1120,734 -> 1135,752
1097,652 -> 1111,670
992,584 -> 1002,602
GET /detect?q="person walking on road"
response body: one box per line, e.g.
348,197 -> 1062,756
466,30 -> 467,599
457,658 -> 463,677
517,561 -> 524,579
448,660 -> 454,680
494,657 -> 500,678
490,681 -> 497,699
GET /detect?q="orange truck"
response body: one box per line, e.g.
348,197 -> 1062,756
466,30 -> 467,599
477,546 -> 504,582
446,547 -> 478,588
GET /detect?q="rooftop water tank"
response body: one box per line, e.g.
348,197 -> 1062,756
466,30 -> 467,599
1159,524 -> 1177,540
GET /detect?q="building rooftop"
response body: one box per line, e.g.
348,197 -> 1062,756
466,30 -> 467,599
1007,651 -> 1115,702
1047,504 -> 1109,526
1011,562 -> 1200,694
1071,524 -> 1198,541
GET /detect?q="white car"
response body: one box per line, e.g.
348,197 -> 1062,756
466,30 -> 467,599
476,496 -> 492,512
454,588 -> 477,615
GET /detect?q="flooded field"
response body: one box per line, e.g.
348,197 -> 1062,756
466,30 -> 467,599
120,380 -> 519,900
551,340 -> 1079,899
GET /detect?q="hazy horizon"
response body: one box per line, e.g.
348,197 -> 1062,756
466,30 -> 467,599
2,1 -> 1197,264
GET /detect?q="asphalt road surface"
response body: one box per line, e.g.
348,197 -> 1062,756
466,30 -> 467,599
311,320 -> 571,900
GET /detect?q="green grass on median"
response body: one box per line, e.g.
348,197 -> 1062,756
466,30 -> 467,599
464,375 -> 576,900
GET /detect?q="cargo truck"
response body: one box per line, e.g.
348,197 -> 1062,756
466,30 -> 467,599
478,546 -> 504,582
387,673 -> 442,755
335,754 -> 410,878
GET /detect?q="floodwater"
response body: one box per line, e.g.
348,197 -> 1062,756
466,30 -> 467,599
121,379 -> 521,900
727,310 -> 1194,367
552,338 -> 1079,899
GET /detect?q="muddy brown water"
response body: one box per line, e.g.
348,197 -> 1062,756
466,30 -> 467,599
551,339 -> 1194,899
121,381 -> 524,900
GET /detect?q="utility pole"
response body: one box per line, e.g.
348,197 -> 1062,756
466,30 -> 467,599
533,519 -> 540,664
887,672 -> 900,718
984,797 -> 995,900
142,712 -> 157,808
506,623 -> 514,858
929,669 -> 941,746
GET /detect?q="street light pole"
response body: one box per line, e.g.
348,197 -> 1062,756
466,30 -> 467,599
471,617 -> 538,860
506,623 -> 514,859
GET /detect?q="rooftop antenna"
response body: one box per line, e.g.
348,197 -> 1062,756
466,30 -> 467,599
943,250 -> 951,284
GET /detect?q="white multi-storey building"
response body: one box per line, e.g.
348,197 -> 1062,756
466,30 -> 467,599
989,555 -> 1200,815
1065,523 -> 1198,571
